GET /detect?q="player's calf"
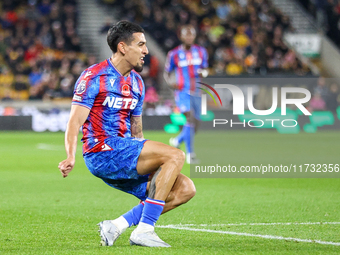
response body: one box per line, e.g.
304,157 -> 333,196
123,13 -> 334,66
149,147 -> 185,201
163,174 -> 196,213
175,177 -> 196,205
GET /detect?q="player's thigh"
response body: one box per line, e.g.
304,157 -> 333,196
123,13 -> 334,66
175,92 -> 190,113
191,95 -> 201,120
136,140 -> 184,175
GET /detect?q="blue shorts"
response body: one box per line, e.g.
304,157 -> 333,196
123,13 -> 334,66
175,91 -> 201,120
84,136 -> 149,200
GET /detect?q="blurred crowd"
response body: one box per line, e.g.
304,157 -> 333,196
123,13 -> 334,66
0,0 -> 92,101
309,77 -> 340,113
298,0 -> 340,46
109,0 -> 311,76
0,0 -> 320,108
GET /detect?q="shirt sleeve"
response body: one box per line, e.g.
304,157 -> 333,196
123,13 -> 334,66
71,71 -> 99,110
164,50 -> 175,73
131,78 -> 145,116
201,47 -> 209,69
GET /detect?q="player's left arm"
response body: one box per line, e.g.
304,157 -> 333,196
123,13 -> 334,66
131,76 -> 145,139
131,115 -> 144,139
197,47 -> 209,78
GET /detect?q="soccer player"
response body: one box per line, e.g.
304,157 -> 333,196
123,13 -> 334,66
164,25 -> 209,164
58,21 -> 196,248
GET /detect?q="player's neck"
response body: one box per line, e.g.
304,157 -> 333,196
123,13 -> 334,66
182,44 -> 192,51
109,56 -> 131,77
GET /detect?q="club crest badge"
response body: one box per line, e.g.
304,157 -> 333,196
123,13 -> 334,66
132,79 -> 139,93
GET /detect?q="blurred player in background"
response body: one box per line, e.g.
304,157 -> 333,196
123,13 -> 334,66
164,25 -> 209,164
58,21 -> 196,248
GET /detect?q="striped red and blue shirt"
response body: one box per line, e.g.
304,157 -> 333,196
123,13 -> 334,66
72,59 -> 145,154
165,44 -> 208,94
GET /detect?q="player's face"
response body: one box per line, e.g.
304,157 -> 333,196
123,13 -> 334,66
180,27 -> 196,46
125,32 -> 148,72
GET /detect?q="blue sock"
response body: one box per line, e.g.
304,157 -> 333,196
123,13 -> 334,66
140,197 -> 165,226
122,202 -> 144,227
176,125 -> 187,144
183,124 -> 194,154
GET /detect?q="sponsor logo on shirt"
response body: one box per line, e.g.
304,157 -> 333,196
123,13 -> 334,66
84,71 -> 92,78
110,78 -> 115,87
101,144 -> 113,151
178,58 -> 202,67
102,96 -> 138,109
73,95 -> 82,101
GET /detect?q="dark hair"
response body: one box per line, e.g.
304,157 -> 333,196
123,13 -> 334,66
107,21 -> 145,53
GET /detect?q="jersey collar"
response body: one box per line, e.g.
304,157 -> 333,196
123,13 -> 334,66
107,58 -> 130,77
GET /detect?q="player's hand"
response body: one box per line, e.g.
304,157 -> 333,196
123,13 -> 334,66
197,68 -> 209,78
58,158 -> 75,178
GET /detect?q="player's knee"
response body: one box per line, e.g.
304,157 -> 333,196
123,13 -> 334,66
185,178 -> 196,201
177,149 -> 186,167
184,111 -> 195,124
168,148 -> 185,168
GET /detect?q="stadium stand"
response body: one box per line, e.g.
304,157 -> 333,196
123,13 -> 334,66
106,0 -> 311,76
297,0 -> 340,46
0,0 -> 89,101
1,0 -> 338,113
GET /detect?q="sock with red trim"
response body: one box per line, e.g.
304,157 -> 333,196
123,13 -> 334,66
139,197 -> 165,227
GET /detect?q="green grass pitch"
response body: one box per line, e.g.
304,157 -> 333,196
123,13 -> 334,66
0,130 -> 339,254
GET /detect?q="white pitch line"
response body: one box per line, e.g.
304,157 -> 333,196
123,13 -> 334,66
163,222 -> 340,227
157,225 -> 340,246
36,143 -> 64,151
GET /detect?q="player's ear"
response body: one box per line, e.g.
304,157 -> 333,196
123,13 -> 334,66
117,42 -> 126,55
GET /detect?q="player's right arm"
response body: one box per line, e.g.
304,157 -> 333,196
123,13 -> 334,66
163,71 -> 178,90
58,105 -> 90,178
164,50 -> 178,90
